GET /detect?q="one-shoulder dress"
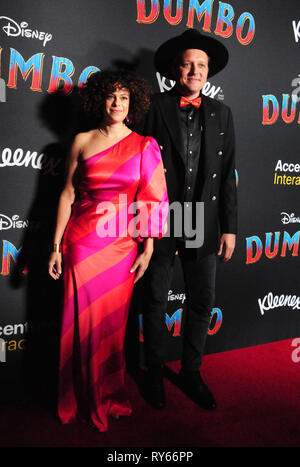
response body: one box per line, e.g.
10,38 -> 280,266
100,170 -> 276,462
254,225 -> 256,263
57,132 -> 168,432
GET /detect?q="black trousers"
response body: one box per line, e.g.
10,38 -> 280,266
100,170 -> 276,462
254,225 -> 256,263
143,242 -> 216,372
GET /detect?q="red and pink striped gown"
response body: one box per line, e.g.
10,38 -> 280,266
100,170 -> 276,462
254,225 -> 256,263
58,132 -> 168,432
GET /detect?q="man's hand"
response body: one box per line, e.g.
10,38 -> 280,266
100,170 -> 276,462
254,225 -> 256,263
217,233 -> 236,262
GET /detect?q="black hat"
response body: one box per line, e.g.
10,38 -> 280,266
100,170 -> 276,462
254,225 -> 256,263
154,28 -> 229,79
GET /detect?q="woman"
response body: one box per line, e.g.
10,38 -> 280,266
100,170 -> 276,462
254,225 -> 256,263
48,70 -> 168,432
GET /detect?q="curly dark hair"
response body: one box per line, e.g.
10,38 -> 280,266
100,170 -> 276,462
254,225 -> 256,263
79,69 -> 151,127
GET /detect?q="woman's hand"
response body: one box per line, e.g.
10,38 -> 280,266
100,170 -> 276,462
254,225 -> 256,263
48,252 -> 62,280
130,238 -> 154,284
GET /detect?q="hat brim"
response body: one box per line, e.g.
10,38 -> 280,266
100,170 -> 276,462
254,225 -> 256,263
154,29 -> 229,80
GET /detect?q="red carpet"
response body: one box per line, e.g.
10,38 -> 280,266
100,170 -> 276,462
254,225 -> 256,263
1,338 -> 300,447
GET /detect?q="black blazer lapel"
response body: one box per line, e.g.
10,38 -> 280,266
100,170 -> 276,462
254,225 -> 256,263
200,96 -> 220,190
157,91 -> 185,164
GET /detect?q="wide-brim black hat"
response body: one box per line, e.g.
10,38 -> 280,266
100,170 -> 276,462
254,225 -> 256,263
154,28 -> 229,79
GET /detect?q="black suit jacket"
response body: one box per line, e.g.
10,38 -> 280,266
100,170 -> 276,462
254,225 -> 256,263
142,90 -> 237,258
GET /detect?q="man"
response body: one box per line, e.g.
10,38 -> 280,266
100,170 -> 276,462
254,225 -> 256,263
142,29 -> 237,410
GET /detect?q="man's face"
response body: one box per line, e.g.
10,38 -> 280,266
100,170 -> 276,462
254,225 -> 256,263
175,49 -> 209,98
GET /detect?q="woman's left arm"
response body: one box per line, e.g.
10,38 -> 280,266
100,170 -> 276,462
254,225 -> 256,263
131,136 -> 168,283
130,238 -> 154,284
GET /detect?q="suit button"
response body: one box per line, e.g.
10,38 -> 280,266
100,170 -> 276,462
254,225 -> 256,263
212,196 -> 217,201
218,150 -> 223,156
212,173 -> 217,178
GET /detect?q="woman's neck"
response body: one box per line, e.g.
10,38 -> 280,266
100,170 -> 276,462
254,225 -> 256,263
99,121 -> 128,138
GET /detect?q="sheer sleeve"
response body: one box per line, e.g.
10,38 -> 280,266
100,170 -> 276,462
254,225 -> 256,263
135,136 -> 169,241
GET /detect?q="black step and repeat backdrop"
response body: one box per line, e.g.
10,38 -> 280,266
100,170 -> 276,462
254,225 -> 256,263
0,1 -> 299,384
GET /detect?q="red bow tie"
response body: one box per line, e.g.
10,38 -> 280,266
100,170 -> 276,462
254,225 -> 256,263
180,96 -> 202,108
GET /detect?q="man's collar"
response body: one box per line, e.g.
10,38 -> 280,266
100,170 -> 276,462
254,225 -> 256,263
172,85 -> 203,100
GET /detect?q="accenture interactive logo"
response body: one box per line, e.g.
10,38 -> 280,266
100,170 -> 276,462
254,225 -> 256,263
273,160 -> 300,187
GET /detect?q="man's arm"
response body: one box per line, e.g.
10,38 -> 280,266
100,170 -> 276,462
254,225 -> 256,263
218,107 -> 237,261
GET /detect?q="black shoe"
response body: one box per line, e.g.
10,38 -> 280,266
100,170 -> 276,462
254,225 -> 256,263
179,370 -> 217,410
147,366 -> 166,409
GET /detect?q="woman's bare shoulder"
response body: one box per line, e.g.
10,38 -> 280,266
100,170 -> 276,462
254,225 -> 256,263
73,130 -> 96,145
71,130 -> 97,153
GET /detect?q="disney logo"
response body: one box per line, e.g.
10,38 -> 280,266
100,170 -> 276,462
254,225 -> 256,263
281,212 -> 300,224
291,74 -> 300,104
0,16 -> 52,47
168,290 -> 186,304
0,214 -> 29,231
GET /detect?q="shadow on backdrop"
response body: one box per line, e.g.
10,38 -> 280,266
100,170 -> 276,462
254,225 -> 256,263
8,87 -> 89,411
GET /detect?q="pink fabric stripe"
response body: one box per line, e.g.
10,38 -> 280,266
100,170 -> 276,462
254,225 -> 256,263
80,151 -> 140,202
82,132 -> 134,168
97,151 -> 140,190
62,248 -> 136,336
147,188 -> 169,237
59,275 -> 134,369
93,351 -> 124,405
59,301 -> 130,398
136,188 -> 169,240
81,149 -> 109,168
89,301 -> 130,350
63,203 -> 130,258
140,140 -> 161,188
